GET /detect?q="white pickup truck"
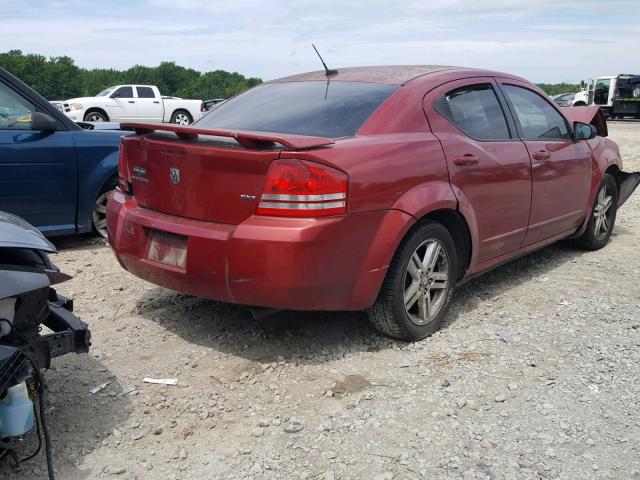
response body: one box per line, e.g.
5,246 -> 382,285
60,85 -> 204,125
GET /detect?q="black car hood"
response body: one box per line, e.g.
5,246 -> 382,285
0,211 -> 56,253
0,270 -> 50,299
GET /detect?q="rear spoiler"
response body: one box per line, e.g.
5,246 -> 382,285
560,106 -> 608,137
120,122 -> 335,150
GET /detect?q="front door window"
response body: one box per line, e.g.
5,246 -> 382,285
0,81 -> 34,130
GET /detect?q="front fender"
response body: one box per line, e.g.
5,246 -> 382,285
73,131 -> 126,232
586,136 -> 624,212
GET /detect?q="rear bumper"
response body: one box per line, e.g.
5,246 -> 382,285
107,190 -> 413,311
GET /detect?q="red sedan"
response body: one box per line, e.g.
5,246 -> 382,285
107,66 -> 639,341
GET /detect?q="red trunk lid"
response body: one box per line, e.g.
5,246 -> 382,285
121,134 -> 282,224
118,124 -> 334,225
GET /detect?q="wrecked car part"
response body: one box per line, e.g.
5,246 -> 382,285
0,211 -> 91,480
0,383 -> 34,438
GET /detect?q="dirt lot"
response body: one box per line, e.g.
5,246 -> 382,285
3,123 -> 640,480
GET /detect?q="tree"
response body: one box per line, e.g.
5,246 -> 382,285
536,83 -> 582,96
0,51 -> 262,100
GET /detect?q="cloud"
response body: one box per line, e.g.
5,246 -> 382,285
2,0 -> 639,83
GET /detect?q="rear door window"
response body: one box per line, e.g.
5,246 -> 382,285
502,84 -> 570,140
195,81 -> 398,138
435,84 -> 511,140
136,86 -> 156,98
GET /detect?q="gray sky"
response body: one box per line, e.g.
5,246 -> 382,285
4,0 -> 640,83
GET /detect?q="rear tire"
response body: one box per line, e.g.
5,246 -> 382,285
367,221 -> 457,341
574,174 -> 618,250
170,110 -> 192,125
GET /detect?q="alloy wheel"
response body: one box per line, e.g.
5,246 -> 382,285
86,113 -> 105,122
174,113 -> 191,125
593,185 -> 614,240
403,238 -> 450,326
92,190 -> 112,238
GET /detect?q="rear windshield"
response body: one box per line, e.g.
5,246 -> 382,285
195,81 -> 398,138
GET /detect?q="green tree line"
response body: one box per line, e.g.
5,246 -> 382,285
536,83 -> 582,96
1,50 -> 582,101
0,50 -> 262,100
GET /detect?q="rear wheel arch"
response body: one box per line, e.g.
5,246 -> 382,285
413,209 -> 471,281
170,109 -> 193,125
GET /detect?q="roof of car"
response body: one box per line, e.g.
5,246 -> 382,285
268,65 -> 469,85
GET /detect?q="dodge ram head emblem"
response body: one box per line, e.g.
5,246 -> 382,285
169,168 -> 181,184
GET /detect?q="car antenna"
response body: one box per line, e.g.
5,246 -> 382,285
312,44 -> 338,77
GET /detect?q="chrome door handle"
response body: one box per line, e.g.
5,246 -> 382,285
453,155 -> 480,166
532,150 -> 550,160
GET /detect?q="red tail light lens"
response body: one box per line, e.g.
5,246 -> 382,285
256,159 -> 347,217
200,102 -> 205,112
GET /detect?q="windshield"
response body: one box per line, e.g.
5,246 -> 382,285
195,81 -> 398,138
96,87 -> 115,97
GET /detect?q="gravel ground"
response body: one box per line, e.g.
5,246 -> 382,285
3,123 -> 640,480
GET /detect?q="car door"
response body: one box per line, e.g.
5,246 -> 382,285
135,86 -> 163,122
424,78 -> 532,264
593,78 -> 612,106
108,86 -> 137,121
0,79 -> 77,233
497,80 -> 592,246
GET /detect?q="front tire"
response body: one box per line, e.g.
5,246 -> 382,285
84,110 -> 108,122
632,86 -> 640,98
368,221 -> 457,341
574,174 -> 618,250
93,178 -> 118,238
170,110 -> 193,125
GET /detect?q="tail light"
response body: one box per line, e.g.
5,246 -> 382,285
117,140 -> 133,194
200,102 -> 205,112
118,176 -> 132,194
255,159 -> 347,217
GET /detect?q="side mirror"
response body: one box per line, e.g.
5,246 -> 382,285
31,112 -> 58,132
574,121 -> 597,141
580,80 -> 585,89
111,91 -> 120,98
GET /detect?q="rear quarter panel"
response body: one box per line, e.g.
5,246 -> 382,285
280,129 -> 457,306
162,99 -> 202,122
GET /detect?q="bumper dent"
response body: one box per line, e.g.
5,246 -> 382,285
107,190 -> 414,311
